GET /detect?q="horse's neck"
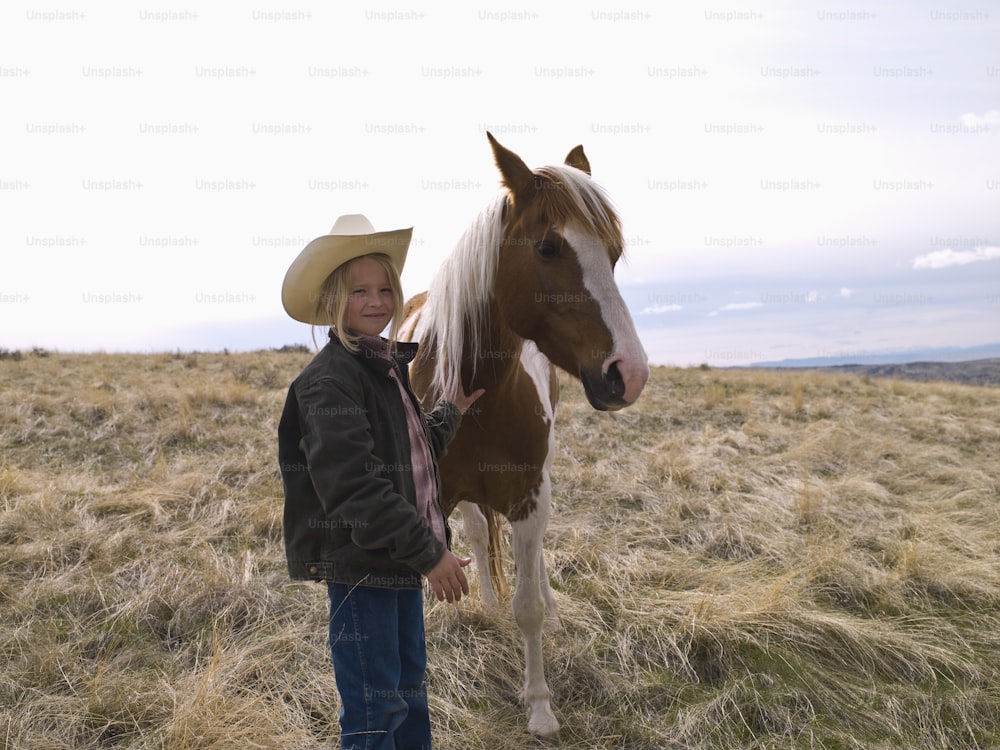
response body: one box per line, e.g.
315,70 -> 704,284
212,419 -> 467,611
464,297 -> 523,390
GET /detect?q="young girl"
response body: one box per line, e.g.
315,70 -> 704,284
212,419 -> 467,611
278,214 -> 483,749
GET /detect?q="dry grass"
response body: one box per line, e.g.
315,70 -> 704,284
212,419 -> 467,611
1,351 -> 998,749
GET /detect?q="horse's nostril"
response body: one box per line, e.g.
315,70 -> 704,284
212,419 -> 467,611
605,362 -> 625,398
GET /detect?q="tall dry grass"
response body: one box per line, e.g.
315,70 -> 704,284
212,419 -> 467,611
1,351 -> 998,749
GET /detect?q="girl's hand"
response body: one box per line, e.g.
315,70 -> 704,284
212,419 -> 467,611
439,362 -> 485,415
447,384 -> 485,415
426,551 -> 472,603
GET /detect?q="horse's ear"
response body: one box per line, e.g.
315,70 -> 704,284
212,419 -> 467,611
564,145 -> 591,175
487,132 -> 535,198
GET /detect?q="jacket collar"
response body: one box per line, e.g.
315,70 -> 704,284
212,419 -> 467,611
327,329 -> 419,377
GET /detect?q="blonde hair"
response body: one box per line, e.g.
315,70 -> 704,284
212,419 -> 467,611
314,253 -> 404,353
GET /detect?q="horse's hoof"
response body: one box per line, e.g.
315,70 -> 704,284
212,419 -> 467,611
527,709 -> 560,737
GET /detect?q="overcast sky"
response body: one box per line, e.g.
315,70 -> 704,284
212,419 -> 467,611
1,1 -> 997,366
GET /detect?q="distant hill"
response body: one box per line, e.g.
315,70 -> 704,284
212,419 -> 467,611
747,343 -> 1000,387
754,358 -> 1000,387
752,342 -> 1000,369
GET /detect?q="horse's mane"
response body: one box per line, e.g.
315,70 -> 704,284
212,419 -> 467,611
421,193 -> 505,400
421,164 -> 623,400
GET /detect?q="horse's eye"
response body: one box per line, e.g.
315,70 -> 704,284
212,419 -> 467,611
534,240 -> 560,260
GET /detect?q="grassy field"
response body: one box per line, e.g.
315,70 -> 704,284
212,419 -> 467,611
1,349 -> 998,749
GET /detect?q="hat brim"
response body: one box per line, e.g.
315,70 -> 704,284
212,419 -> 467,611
281,227 -> 411,324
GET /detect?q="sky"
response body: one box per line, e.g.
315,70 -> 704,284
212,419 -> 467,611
1,0 -> 998,366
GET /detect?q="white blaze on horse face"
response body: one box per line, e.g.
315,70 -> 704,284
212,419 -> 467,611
562,223 -> 650,404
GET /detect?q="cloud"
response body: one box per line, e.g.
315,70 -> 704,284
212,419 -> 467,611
640,303 -> 683,315
959,109 -> 1000,128
840,288 -> 854,298
912,246 -> 1000,270
707,301 -> 764,317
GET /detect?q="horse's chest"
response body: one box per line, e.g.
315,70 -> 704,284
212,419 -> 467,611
439,357 -> 554,519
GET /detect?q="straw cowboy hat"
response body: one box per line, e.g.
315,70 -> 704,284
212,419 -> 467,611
281,214 -> 412,324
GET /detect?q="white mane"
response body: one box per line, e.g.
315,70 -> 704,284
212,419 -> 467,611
422,192 -> 507,401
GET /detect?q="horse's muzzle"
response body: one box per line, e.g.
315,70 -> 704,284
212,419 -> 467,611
580,359 -> 646,411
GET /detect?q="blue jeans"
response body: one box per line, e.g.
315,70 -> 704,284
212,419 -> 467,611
327,582 -> 432,750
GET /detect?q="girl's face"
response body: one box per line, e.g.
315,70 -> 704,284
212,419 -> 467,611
344,255 -> 395,337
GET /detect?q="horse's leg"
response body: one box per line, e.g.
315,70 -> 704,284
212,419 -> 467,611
510,479 -> 559,737
538,544 -> 560,630
455,500 -> 498,608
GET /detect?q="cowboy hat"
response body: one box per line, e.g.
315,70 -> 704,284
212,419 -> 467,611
281,214 -> 411,324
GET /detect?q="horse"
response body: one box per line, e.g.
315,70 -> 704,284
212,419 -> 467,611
400,133 -> 649,737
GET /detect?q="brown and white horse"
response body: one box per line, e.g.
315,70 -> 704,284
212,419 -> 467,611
401,133 -> 648,736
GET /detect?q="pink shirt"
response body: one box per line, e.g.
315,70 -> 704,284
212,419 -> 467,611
389,368 -> 448,547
